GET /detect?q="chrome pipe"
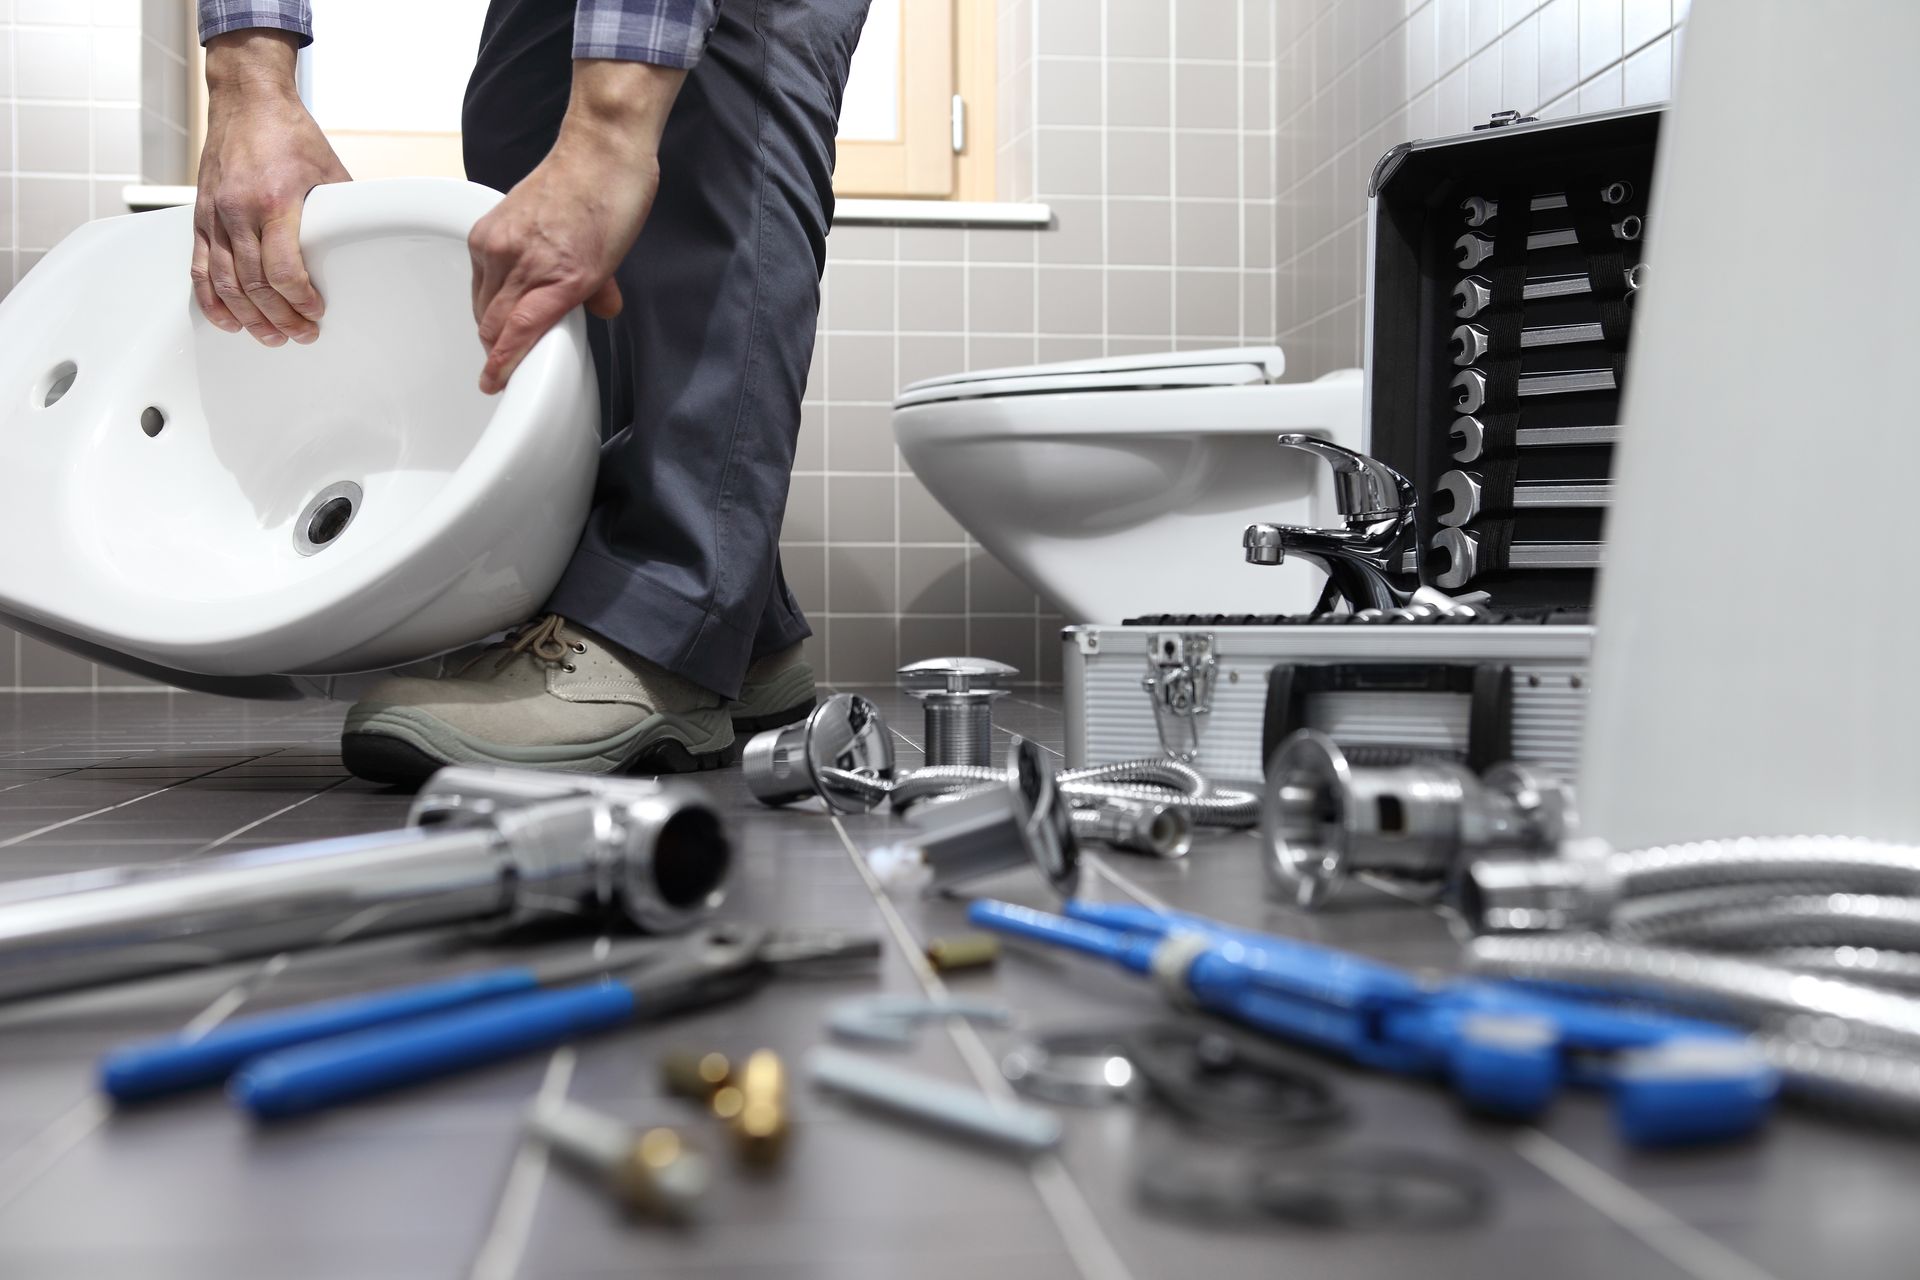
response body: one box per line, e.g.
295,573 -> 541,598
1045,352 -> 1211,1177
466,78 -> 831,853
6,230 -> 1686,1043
0,768 -> 730,1002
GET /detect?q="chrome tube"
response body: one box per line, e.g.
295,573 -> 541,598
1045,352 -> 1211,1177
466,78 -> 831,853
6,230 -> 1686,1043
0,770 -> 731,1002
0,826 -> 512,1001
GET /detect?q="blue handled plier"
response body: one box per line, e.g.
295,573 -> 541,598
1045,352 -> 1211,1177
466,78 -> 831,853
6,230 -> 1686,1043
967,899 -> 1777,1147
99,924 -> 878,1118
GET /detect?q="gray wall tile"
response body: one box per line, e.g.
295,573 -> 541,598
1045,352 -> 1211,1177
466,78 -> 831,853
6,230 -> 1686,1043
897,334 -> 966,388
969,550 -> 1039,615
899,546 -> 967,614
784,473 -> 826,543
967,264 -> 1036,334
899,616 -> 969,665
825,404 -> 896,472
1107,59 -> 1171,128
783,544 -> 827,615
825,614 -> 896,682
826,545 -> 897,614
897,264 -> 964,332
826,474 -> 895,543
16,105 -> 88,174
899,474 -> 966,545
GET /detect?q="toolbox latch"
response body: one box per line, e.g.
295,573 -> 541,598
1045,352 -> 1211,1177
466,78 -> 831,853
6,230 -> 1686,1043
1473,109 -> 1539,131
1140,633 -> 1217,762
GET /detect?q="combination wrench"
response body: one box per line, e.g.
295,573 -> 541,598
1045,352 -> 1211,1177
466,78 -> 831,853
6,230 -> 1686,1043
1433,470 -> 1610,527
1451,367 -> 1615,416
1450,418 -> 1619,463
1455,218 -> 1640,270
1431,528 -> 1602,589
1453,263 -> 1647,319
1451,321 -> 1615,366
1460,183 -> 1634,227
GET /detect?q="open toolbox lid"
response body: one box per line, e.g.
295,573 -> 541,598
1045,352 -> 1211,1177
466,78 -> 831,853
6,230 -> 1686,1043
894,346 -> 1286,407
1362,105 -> 1663,612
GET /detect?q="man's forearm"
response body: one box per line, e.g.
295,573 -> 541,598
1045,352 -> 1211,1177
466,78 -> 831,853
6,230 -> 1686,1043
557,59 -> 687,164
204,29 -> 300,103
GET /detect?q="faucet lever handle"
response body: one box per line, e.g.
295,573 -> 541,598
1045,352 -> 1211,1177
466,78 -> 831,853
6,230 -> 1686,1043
1273,434 -> 1409,520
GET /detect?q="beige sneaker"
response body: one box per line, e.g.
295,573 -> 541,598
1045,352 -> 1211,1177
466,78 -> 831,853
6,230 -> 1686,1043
726,642 -> 818,735
340,614 -> 736,787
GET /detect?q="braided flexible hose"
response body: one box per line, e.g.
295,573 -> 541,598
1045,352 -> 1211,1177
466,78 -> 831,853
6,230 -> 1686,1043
820,759 -> 1257,828
1616,891 -> 1920,952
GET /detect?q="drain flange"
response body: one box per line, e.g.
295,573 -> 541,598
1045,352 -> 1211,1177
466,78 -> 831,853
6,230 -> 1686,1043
294,481 -> 363,556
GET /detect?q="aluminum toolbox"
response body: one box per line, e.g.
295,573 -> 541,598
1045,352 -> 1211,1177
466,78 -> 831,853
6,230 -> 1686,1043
1064,619 -> 1593,786
1061,108 -> 1654,783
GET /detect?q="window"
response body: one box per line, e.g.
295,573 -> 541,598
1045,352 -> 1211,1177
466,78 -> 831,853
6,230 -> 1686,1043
189,0 -> 997,198
832,0 -> 997,201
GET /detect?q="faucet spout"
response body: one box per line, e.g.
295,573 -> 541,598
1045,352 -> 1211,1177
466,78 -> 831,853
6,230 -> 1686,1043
1242,437 -> 1421,613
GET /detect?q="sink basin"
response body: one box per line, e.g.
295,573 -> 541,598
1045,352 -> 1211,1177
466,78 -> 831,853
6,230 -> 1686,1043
0,178 -> 599,697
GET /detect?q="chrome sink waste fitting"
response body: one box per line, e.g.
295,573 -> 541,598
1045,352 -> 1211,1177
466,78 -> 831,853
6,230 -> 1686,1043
867,737 -> 1081,898
1242,435 -> 1420,613
1262,730 -> 1573,909
898,657 -> 1018,767
1071,798 -> 1192,860
0,765 -> 730,1003
742,692 -> 897,813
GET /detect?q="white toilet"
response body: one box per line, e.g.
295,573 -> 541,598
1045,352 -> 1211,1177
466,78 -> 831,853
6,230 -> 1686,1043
892,349 -> 1364,622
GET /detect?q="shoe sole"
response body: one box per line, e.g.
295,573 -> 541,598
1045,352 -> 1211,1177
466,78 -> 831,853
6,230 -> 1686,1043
340,708 -> 737,790
729,697 -> 816,737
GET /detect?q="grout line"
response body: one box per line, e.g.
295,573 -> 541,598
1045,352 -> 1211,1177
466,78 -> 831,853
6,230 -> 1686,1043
468,1048 -> 576,1280
0,783 -> 186,849
186,776 -> 353,856
1513,1130 -> 1783,1280
827,814 -> 1135,1280
1083,851 -> 1172,914
0,1096 -> 110,1217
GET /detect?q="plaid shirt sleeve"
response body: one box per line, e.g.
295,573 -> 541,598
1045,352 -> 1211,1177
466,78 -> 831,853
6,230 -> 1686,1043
198,0 -> 313,47
573,0 -> 719,68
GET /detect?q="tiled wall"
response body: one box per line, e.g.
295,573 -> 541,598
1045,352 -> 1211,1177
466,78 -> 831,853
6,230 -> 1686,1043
799,0 -> 1280,686
0,0 -> 1686,693
1274,0 -> 1684,376
0,0 -> 185,691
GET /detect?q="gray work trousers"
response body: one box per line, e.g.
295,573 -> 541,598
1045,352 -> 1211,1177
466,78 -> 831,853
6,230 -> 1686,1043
462,0 -> 870,698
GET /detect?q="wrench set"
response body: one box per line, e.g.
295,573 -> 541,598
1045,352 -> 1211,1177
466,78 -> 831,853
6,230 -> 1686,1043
1365,105 -> 1659,609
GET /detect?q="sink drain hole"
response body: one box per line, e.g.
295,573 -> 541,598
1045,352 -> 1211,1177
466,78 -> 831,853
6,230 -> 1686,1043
294,481 -> 364,556
38,361 -> 77,408
140,406 -> 166,438
308,498 -> 353,544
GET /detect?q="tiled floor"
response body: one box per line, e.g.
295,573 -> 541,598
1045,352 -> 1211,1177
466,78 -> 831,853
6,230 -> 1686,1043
0,689 -> 1917,1279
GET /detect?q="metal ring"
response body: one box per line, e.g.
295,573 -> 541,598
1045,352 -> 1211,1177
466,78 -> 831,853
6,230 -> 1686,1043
1001,1028 -> 1144,1106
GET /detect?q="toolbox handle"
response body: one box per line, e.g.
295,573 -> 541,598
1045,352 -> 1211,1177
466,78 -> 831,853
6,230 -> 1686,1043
1260,662 -> 1513,774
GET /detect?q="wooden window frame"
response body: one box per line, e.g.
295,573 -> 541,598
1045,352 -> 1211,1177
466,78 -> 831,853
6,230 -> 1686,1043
832,0 -> 997,202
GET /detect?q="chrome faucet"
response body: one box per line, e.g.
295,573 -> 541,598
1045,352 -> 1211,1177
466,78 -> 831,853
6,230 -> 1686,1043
1243,434 -> 1420,613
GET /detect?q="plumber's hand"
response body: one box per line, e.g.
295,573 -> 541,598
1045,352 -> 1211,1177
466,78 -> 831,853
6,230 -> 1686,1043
468,60 -> 685,394
194,31 -> 351,346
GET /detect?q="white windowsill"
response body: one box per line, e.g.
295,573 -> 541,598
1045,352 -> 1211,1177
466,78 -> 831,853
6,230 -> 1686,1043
122,184 -> 1052,229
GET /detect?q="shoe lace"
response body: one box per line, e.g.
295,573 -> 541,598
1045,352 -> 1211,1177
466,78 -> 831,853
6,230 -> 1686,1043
491,613 -> 574,673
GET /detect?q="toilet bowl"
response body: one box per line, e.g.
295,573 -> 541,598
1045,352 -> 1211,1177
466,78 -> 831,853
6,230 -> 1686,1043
0,178 -> 600,697
892,349 -> 1364,622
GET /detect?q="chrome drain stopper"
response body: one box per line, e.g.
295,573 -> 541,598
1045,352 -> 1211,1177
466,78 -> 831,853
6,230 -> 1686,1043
898,657 -> 1017,767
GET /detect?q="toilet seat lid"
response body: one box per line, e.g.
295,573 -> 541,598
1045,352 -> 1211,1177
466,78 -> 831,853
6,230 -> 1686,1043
893,346 -> 1285,407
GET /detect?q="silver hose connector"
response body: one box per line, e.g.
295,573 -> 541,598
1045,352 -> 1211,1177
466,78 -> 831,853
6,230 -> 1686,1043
871,738 -> 1079,897
899,658 -> 1017,767
742,693 -> 896,812
1071,799 -> 1193,860
0,765 -> 730,1003
1262,730 -> 1574,909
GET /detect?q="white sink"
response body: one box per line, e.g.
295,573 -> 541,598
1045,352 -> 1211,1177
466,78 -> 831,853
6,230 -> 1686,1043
0,178 -> 599,696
